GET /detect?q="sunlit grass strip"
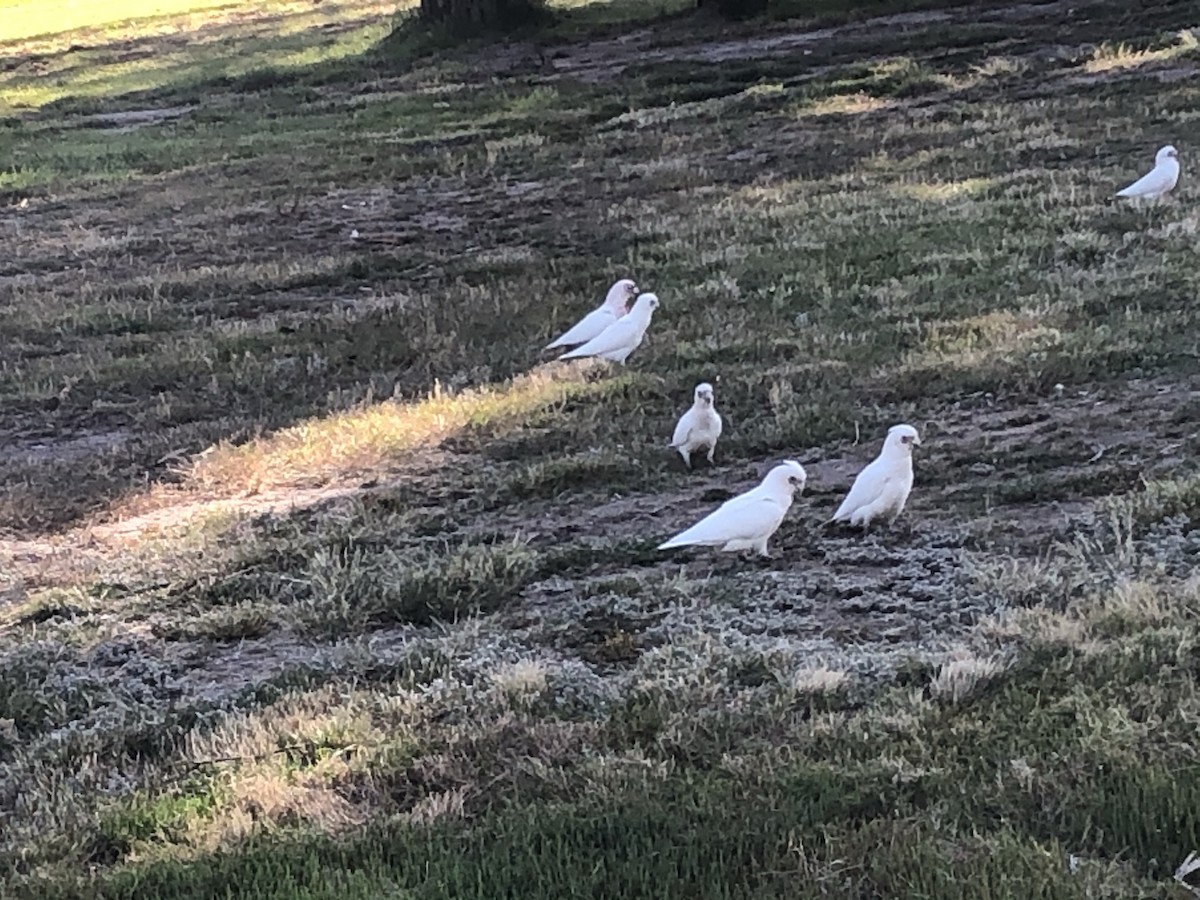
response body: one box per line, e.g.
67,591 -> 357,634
187,366 -> 595,493
1084,29 -> 1199,74
794,92 -> 893,118
0,0 -> 409,52
0,0 -> 398,112
0,0 -> 647,56
891,177 -> 994,201
0,0 -> 231,47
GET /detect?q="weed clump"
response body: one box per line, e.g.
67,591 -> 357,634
295,538 -> 538,632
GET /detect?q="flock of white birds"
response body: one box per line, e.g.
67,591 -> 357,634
538,144 -> 1181,559
541,281 -> 920,557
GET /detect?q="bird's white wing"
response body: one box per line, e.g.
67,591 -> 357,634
1117,165 -> 1174,198
659,492 -> 783,549
545,307 -> 615,350
831,458 -> 884,521
671,409 -> 697,447
558,316 -> 637,360
847,472 -> 909,524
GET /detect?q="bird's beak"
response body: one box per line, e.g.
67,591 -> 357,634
913,436 -> 922,447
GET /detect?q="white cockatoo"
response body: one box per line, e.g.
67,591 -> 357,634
658,460 -> 808,557
1116,145 -> 1179,199
545,279 -> 638,350
670,382 -> 723,467
557,293 -> 659,364
830,424 -> 921,530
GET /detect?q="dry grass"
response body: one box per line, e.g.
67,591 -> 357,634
184,367 -> 593,495
788,666 -> 849,694
490,659 -> 550,697
1083,29 -> 1199,74
796,92 -> 893,117
928,652 -> 1009,704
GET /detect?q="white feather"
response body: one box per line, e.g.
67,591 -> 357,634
670,382 -> 723,467
831,424 -> 921,529
1116,145 -> 1180,199
558,293 -> 659,364
545,279 -> 637,350
659,461 -> 807,557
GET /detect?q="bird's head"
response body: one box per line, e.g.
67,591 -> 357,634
1158,145 -> 1179,164
886,423 -> 922,453
606,279 -> 638,312
694,382 -> 715,406
766,460 -> 808,495
635,292 -> 660,314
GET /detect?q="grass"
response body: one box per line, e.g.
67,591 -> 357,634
4,0 -> 1200,895
1084,29 -> 1200,74
0,0 -> 401,113
184,367 -> 599,493
1,0 -> 244,47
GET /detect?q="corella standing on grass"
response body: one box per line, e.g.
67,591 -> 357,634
545,278 -> 638,350
557,293 -> 660,365
670,382 -> 723,467
1116,145 -> 1180,200
829,424 -> 921,531
658,460 -> 808,558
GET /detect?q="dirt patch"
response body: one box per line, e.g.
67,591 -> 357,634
447,374 -> 1200,661
0,483 -> 365,593
86,484 -> 364,542
457,0 -> 1078,83
69,105 -> 195,133
0,428 -> 132,464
